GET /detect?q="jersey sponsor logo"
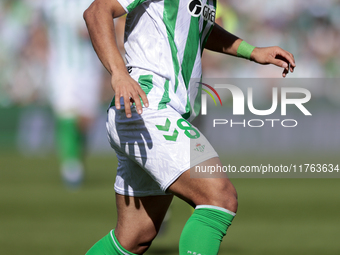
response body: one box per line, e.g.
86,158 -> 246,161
187,0 -> 203,17
202,5 -> 215,23
187,0 -> 215,23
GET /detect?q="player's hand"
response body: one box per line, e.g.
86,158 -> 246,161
251,46 -> 296,78
111,72 -> 149,118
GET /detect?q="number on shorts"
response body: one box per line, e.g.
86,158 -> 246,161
177,119 -> 200,139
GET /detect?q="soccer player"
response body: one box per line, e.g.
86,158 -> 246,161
84,0 -> 296,254
41,0 -> 103,188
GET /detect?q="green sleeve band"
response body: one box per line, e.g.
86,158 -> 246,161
237,41 -> 256,60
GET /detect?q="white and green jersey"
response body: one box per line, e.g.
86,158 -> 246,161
39,0 -> 103,117
117,0 -> 216,120
42,0 -> 102,81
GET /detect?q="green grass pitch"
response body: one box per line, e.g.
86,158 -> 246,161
0,152 -> 339,255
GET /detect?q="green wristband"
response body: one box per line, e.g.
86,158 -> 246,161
237,41 -> 256,60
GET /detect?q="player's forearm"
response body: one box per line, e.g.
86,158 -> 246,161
83,1 -> 126,76
206,23 -> 296,77
205,24 -> 243,57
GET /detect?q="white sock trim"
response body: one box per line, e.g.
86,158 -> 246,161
195,205 -> 236,217
110,230 -> 131,255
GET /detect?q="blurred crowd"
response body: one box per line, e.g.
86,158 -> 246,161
1,0 -> 340,108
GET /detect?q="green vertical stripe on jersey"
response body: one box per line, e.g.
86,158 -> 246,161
181,16 -> 200,89
201,0 -> 217,54
158,79 -> 171,110
180,15 -> 201,119
163,0 -> 180,93
200,19 -> 209,42
182,97 -> 191,120
201,24 -> 214,55
138,75 -> 153,95
138,74 -> 153,106
139,74 -> 153,107
193,79 -> 202,117
126,0 -> 150,12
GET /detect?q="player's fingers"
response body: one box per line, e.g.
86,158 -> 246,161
123,95 -> 132,118
137,87 -> 149,108
290,60 -> 296,73
282,67 -> 289,78
131,90 -> 143,114
278,51 -> 296,75
287,53 -> 296,73
271,56 -> 290,78
115,89 -> 121,109
271,58 -> 289,69
277,50 -> 296,69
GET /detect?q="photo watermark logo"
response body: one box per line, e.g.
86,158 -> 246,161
191,78 -> 340,179
198,82 -> 223,115
199,83 -> 312,128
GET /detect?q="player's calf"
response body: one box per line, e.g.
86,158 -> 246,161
179,205 -> 236,255
168,157 -> 238,255
168,158 -> 238,213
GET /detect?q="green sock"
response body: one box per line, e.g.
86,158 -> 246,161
86,230 -> 137,255
179,205 -> 235,255
56,117 -> 83,162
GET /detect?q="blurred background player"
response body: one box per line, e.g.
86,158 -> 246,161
40,0 -> 104,188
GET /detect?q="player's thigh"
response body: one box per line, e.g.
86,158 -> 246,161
107,105 -> 220,194
168,157 -> 238,212
115,193 -> 173,250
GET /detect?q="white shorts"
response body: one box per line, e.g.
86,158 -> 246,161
106,104 -> 219,197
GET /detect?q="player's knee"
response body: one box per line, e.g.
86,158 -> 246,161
119,227 -> 157,254
132,241 -> 153,254
129,236 -> 156,254
209,184 -> 238,213
224,189 -> 238,213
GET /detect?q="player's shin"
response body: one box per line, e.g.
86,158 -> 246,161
179,205 -> 235,255
86,230 -> 137,255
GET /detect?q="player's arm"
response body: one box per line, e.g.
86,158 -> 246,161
83,0 -> 148,118
205,23 -> 296,77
